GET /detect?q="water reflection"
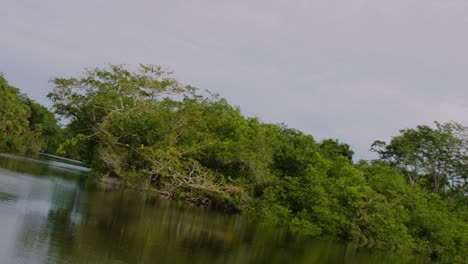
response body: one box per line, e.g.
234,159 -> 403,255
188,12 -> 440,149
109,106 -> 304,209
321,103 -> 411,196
0,154 -> 425,264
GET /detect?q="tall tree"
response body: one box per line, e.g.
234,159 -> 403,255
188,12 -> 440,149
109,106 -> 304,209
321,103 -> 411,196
0,75 -> 36,153
48,65 -> 246,209
48,64 -> 187,163
371,122 -> 468,193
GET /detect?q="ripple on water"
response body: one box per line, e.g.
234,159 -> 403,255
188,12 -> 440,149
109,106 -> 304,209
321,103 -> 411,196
0,192 -> 18,208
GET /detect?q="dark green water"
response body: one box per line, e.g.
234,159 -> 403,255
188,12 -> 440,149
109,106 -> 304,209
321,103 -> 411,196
0,153 -> 425,264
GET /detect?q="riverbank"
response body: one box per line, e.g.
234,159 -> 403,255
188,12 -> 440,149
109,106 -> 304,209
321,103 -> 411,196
97,175 -> 241,212
1,152 -> 427,263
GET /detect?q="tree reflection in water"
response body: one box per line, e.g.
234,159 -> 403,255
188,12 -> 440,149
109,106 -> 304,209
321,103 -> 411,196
0,154 -> 424,264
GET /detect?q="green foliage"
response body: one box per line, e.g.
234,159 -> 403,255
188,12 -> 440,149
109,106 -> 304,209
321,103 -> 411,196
0,74 -> 61,154
24,97 -> 63,153
47,65 -> 467,263
371,122 -> 468,193
319,138 -> 354,162
271,125 -> 320,178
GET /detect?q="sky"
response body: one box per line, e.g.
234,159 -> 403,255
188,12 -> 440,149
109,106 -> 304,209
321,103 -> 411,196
1,0 -> 467,160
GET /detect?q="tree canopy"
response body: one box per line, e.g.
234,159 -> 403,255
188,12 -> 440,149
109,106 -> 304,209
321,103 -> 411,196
0,74 -> 61,154
371,121 -> 468,194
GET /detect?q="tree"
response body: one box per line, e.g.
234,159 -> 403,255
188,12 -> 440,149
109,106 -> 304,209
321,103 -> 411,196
48,65 -> 246,210
319,138 -> 354,163
0,74 -> 61,154
271,125 -> 319,178
23,98 -> 63,153
0,75 -> 38,153
371,122 -> 468,193
48,64 -> 188,162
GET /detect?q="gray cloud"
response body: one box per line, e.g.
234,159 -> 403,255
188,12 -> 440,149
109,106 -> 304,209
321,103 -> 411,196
1,0 -> 467,159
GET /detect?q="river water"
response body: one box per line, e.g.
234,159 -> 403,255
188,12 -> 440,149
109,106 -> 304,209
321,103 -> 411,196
0,153 -> 424,264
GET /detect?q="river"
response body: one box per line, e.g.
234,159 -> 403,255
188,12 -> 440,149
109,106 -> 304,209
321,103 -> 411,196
0,153 -> 424,263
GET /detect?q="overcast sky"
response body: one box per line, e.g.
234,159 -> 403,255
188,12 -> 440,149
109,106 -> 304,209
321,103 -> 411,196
1,0 -> 467,159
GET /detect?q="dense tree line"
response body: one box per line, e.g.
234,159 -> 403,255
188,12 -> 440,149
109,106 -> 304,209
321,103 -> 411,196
0,74 -> 61,153
1,66 -> 466,262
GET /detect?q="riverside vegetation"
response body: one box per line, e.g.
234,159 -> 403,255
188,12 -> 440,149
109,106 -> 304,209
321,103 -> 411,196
1,66 -> 467,263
